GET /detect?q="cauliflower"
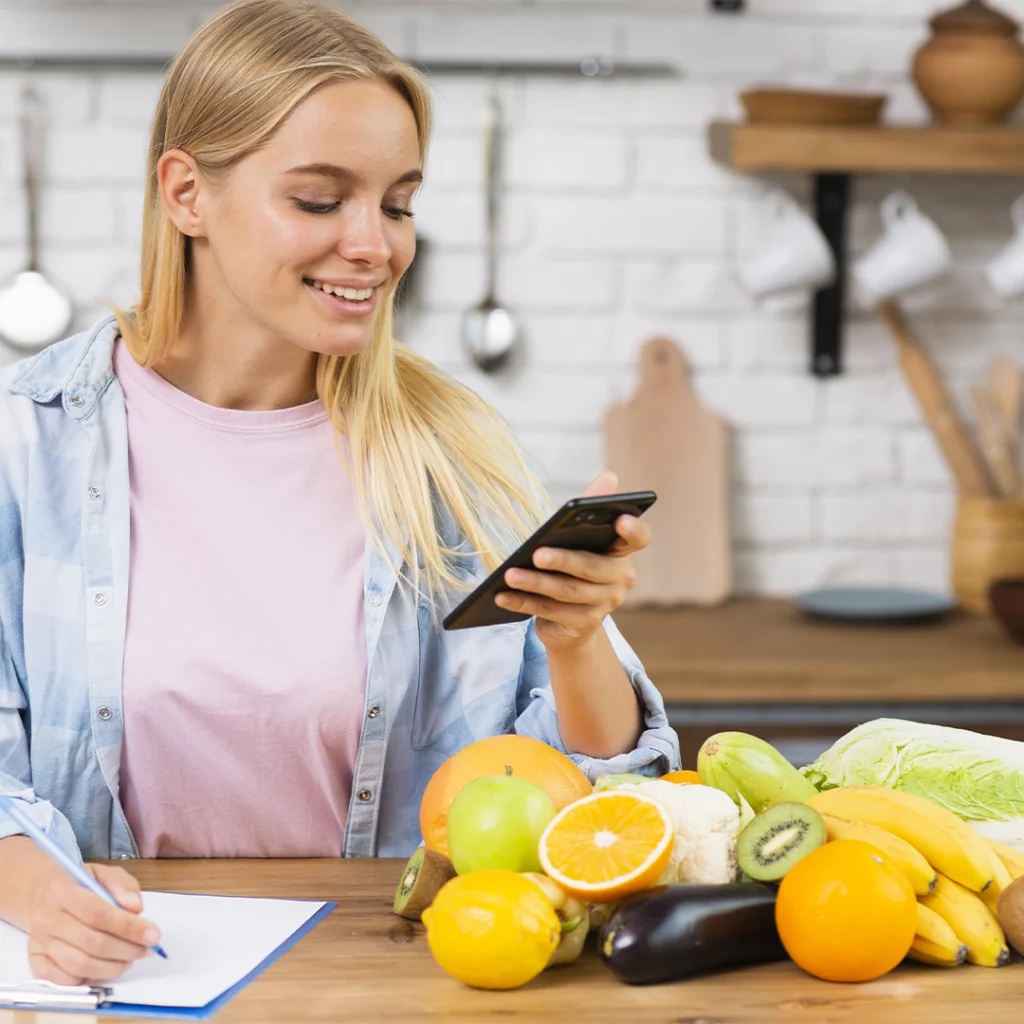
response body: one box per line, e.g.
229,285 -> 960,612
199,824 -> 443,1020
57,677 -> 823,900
620,780 -> 740,885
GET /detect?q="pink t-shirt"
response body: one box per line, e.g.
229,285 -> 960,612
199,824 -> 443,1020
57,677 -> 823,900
113,339 -> 367,858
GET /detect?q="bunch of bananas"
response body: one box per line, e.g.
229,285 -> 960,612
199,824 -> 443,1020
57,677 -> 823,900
807,787 -> 1024,969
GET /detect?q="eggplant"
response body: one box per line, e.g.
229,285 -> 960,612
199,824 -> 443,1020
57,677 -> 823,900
599,883 -> 786,985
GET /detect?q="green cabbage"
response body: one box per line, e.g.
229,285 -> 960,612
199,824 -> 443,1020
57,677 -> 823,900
802,718 -> 1024,825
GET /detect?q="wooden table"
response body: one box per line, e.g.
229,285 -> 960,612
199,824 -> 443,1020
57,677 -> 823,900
5,858 -> 1024,1024
614,599 -> 1024,765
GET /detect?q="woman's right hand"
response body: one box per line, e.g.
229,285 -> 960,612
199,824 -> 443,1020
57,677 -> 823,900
26,863 -> 161,985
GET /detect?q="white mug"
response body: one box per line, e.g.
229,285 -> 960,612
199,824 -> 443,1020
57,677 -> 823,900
985,195 -> 1024,298
852,191 -> 951,306
738,189 -> 835,299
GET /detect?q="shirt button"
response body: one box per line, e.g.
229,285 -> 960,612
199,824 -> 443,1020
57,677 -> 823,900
368,592 -> 383,608
88,486 -> 102,500
97,706 -> 113,721
69,394 -> 84,408
357,789 -> 372,802
93,592 -> 108,606
119,853 -> 130,860
367,705 -> 380,719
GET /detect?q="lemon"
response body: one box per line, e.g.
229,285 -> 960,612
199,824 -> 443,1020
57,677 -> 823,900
422,870 -> 560,989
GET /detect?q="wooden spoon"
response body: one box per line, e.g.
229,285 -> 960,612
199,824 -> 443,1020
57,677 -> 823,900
989,354 -> 1022,433
970,384 -> 1020,498
989,355 -> 1022,488
878,301 -> 992,497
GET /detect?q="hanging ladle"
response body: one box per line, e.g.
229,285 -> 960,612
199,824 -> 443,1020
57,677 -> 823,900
0,84 -> 73,355
461,90 -> 519,373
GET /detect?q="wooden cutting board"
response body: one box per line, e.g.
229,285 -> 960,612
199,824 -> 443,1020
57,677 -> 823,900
604,336 -> 732,606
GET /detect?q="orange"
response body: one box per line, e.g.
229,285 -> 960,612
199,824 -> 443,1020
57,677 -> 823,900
420,735 -> 592,856
775,838 -> 917,983
537,790 -> 674,903
660,769 -> 703,785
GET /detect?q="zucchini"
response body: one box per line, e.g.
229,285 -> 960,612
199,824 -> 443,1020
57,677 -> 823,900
599,883 -> 786,984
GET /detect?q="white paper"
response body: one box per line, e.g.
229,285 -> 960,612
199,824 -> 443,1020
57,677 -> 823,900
0,891 -> 328,1008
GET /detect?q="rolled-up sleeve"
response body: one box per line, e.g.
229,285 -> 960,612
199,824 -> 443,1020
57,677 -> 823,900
0,593 -> 82,864
513,615 -> 681,780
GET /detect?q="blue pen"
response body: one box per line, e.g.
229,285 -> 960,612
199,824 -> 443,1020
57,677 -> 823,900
0,794 -> 167,959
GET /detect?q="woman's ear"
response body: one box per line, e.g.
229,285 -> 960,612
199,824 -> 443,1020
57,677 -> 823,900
157,149 -> 206,238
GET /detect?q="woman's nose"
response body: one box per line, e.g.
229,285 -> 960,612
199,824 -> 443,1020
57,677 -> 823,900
337,203 -> 391,265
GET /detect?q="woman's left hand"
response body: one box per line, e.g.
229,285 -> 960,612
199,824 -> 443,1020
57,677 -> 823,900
494,471 -> 650,652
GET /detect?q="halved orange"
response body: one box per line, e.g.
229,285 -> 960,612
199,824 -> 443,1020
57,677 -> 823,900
660,769 -> 702,785
537,790 -> 674,903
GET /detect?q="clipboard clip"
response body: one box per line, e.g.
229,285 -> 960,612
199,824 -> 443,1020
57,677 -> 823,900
0,979 -> 113,1009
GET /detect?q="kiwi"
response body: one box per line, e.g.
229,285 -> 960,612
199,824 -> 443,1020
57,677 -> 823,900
735,802 -> 825,882
393,846 -> 456,920
997,875 -> 1024,956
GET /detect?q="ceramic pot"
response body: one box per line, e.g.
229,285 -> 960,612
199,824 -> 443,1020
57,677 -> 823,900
989,578 -> 1024,643
950,497 -> 1024,613
913,1 -> 1024,125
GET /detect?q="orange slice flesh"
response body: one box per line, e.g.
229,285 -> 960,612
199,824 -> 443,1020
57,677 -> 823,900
538,790 -> 674,903
660,769 -> 703,785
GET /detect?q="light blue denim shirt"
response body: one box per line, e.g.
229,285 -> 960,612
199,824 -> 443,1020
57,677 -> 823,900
0,314 -> 681,864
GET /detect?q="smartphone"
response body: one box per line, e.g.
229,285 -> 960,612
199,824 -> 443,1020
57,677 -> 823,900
442,490 -> 657,631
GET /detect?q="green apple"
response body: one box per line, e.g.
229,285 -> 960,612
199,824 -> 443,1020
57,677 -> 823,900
446,770 -> 558,874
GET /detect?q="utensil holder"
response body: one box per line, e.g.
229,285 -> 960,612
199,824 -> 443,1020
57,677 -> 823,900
951,497 -> 1024,612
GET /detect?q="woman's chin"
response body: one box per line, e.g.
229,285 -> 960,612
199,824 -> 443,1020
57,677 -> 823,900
307,330 -> 375,360
282,312 -> 376,358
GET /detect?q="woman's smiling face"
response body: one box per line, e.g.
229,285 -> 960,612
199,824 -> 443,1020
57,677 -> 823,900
176,77 -> 422,359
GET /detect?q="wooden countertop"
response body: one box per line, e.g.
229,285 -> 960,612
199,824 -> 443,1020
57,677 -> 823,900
613,598 -> 1024,705
6,858 -> 1024,1024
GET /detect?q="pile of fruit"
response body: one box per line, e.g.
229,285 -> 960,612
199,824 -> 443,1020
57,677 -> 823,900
393,730 -> 1024,990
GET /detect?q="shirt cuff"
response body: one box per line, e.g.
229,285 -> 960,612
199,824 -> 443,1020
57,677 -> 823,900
517,616 -> 682,781
0,788 -> 84,866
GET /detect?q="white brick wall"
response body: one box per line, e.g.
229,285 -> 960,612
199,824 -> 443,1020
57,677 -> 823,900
2,0 -> 1023,597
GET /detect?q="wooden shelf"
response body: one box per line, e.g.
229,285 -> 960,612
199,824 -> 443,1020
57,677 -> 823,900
709,121 -> 1024,174
708,121 -> 1024,376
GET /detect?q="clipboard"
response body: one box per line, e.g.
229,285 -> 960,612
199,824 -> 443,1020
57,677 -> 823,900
0,894 -> 336,1020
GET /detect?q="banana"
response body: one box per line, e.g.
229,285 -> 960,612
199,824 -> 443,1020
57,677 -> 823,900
909,936 -> 969,967
985,837 -> 1024,881
907,902 -> 968,967
919,873 -> 1011,968
981,842 -> 1014,915
807,788 -> 994,893
818,811 -> 937,896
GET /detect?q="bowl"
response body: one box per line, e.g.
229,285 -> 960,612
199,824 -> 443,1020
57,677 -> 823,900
739,88 -> 887,126
989,578 -> 1024,643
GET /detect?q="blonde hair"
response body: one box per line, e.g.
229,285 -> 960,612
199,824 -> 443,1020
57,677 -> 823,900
110,0 -> 548,604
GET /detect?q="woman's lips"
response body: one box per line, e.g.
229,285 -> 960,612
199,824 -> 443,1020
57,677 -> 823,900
305,279 -> 378,317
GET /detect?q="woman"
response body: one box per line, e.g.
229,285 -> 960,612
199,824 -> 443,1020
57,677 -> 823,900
0,0 -> 679,986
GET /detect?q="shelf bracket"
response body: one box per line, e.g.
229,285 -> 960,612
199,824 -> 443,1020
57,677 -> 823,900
811,173 -> 851,377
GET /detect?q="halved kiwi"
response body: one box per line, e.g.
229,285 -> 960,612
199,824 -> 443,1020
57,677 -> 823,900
735,802 -> 825,882
393,846 -> 457,920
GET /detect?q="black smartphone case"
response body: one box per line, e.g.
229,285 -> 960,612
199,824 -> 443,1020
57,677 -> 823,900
442,491 -> 657,631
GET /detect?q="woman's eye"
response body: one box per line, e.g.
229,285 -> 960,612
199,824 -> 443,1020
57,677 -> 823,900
292,198 -> 414,221
293,198 -> 339,215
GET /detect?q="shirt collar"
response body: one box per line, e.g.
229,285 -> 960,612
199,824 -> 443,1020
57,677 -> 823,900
6,314 -> 120,419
